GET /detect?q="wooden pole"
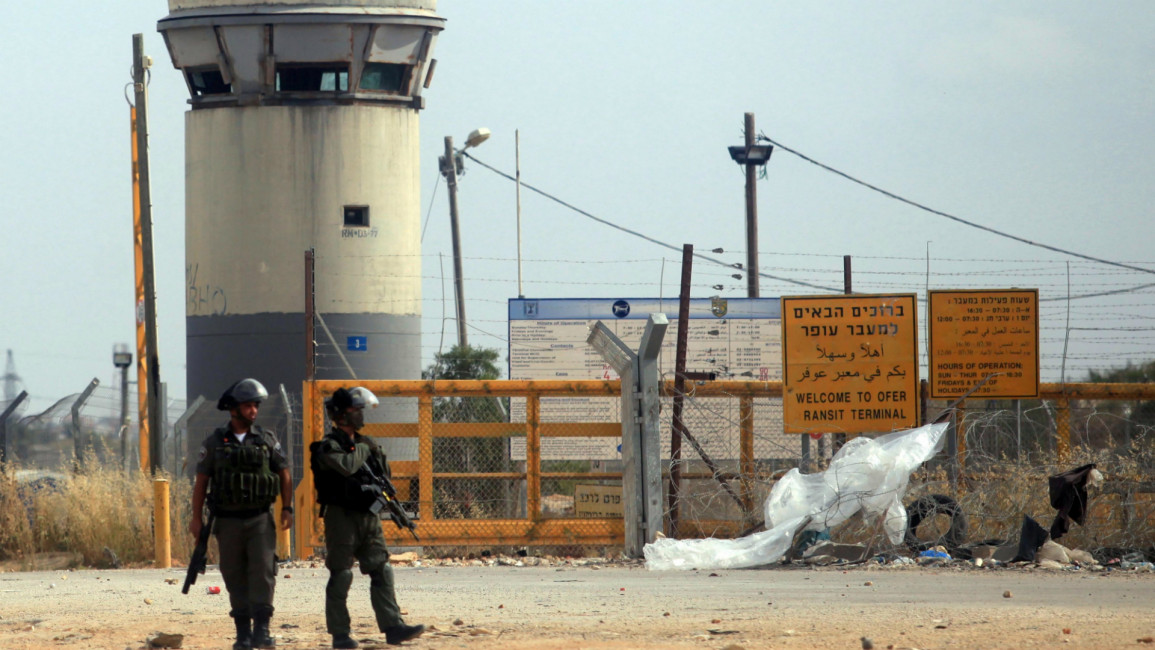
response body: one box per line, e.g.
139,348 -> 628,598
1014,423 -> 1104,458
667,244 -> 693,537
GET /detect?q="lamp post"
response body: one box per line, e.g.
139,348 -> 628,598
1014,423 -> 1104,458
727,112 -> 773,299
439,127 -> 491,348
112,344 -> 133,470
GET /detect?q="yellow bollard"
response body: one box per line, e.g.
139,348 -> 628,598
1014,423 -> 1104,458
277,500 -> 291,559
153,478 -> 171,568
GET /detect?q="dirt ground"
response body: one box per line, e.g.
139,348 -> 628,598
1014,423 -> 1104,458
0,559 -> 1153,650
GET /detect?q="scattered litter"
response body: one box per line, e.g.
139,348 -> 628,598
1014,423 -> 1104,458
144,598 -> 153,605
163,578 -> 178,585
707,629 -> 740,635
206,586 -> 220,595
804,541 -> 870,565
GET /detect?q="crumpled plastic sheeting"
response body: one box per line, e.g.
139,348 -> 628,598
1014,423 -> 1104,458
643,516 -> 809,571
644,422 -> 948,570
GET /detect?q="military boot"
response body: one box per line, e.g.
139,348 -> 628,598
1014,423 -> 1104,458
252,613 -> 275,648
233,617 -> 252,650
331,633 -> 359,649
384,624 -> 425,645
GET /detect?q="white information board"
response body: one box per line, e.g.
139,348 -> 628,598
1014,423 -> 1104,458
508,298 -> 782,459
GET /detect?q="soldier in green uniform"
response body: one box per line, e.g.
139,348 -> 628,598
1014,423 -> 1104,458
311,387 -> 424,649
190,379 -> 294,650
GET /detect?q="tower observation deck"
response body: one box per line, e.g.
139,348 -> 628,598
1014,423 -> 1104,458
158,0 -> 444,418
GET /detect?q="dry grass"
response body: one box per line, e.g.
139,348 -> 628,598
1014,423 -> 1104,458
844,443 -> 1155,554
0,456 -> 195,570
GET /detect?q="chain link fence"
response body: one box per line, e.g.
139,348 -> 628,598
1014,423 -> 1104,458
668,387 -> 1155,556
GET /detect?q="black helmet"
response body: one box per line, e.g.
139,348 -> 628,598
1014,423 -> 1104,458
324,386 -> 376,414
217,378 -> 269,411
326,387 -> 379,419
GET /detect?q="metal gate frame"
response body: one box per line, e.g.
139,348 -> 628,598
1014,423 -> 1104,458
294,379 -> 625,558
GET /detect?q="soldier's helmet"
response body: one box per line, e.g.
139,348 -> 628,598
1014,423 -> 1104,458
217,378 -> 269,411
324,386 -> 378,417
349,387 -> 380,409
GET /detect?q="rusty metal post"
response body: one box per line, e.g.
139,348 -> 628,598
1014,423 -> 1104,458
739,396 -> 755,522
920,378 -> 929,426
668,244 -> 693,537
526,394 -> 541,520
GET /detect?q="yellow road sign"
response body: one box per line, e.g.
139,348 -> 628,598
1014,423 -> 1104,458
782,294 -> 919,434
928,289 -> 1039,398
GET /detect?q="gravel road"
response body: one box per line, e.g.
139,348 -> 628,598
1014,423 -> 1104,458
0,560 -> 1152,649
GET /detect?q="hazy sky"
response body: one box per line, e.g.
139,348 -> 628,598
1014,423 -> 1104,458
4,1 -> 1155,414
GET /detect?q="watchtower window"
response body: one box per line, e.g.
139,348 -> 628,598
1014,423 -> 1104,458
359,63 -> 411,93
276,64 -> 349,92
344,205 -> 369,228
187,67 -> 231,96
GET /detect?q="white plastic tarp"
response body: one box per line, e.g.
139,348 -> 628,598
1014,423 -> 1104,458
644,422 -> 949,570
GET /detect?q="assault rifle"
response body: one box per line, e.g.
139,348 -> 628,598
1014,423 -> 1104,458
361,461 -> 420,541
182,510 -> 215,594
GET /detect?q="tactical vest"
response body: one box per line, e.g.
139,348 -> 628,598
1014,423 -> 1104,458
211,435 -> 280,511
310,435 -> 377,512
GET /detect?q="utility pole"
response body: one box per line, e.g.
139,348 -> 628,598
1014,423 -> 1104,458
442,135 -> 468,348
667,244 -> 693,537
744,113 -> 759,299
133,33 -> 163,474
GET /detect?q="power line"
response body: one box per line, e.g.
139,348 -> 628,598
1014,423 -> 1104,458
461,151 -> 840,293
758,134 -> 1155,277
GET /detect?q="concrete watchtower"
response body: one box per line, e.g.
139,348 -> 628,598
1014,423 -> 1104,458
158,1 -> 443,408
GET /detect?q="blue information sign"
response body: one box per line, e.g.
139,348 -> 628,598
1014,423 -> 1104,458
347,336 -> 368,351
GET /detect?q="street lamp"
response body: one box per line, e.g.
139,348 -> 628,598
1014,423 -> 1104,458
728,113 -> 773,298
439,128 -> 491,348
112,344 -> 133,469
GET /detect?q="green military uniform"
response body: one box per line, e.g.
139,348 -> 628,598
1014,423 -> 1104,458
195,424 -> 288,625
311,429 -> 405,636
